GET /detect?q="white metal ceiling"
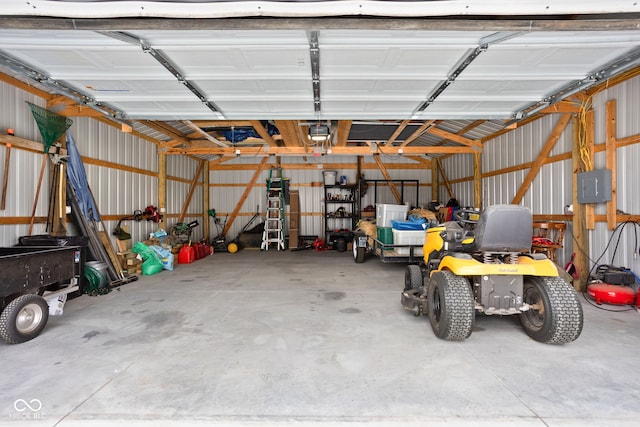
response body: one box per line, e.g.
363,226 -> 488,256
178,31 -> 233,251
1,28 -> 640,122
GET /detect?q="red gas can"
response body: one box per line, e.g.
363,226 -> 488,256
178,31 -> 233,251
178,244 -> 195,264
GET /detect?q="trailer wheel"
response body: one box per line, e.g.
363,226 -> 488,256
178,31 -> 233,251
353,236 -> 365,263
519,276 -> 583,344
0,294 -> 50,344
428,271 -> 475,341
404,265 -> 423,291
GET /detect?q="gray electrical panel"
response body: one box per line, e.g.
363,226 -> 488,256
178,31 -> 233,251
577,169 -> 612,204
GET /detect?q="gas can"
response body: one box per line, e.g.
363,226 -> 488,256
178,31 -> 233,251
178,244 -> 195,264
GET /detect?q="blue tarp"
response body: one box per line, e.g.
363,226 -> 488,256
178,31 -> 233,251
392,216 -> 427,230
66,131 -> 101,222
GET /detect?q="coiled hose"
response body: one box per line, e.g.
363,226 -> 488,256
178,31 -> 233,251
83,265 -> 109,296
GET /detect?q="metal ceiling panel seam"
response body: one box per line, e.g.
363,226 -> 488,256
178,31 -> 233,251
2,1 -> 639,19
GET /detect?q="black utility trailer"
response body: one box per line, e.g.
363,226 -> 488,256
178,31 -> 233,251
352,231 -> 424,264
0,246 -> 83,344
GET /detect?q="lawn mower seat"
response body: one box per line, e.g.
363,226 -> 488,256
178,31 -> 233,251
474,205 -> 532,253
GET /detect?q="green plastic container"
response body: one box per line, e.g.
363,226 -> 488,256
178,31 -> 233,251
377,226 -> 393,250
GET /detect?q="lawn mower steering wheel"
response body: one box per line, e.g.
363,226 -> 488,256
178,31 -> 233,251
454,208 -> 479,225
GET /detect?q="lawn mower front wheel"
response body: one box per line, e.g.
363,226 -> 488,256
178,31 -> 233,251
519,276 -> 583,344
427,271 -> 475,341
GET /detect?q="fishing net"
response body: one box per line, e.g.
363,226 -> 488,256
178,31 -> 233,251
27,102 -> 73,153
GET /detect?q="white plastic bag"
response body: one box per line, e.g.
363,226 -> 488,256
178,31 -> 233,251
47,294 -> 67,316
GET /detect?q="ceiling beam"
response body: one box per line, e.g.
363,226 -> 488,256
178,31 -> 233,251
294,122 -> 311,152
335,120 -> 352,147
400,120 -> 437,147
249,120 -> 278,147
426,126 -> 482,148
539,100 -> 582,114
190,120 -> 253,127
0,72 -> 52,100
184,120 -> 229,147
137,120 -> 193,149
405,155 -> 432,166
385,119 -> 410,146
5,17 -> 640,32
274,120 -> 301,148
433,120 -> 485,148
208,156 -> 234,169
429,120 -> 486,162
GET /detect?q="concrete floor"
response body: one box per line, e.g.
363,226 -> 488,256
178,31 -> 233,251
2,249 -> 640,427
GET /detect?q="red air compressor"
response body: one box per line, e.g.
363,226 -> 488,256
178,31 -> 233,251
587,282 -> 639,306
587,265 -> 640,307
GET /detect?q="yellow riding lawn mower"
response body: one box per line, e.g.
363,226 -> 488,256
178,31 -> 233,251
401,204 -> 583,344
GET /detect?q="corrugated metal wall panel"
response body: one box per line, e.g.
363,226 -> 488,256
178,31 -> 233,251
208,155 -> 432,240
483,114 -> 573,213
481,114 -> 576,265
74,118 -> 157,172
617,143 -> 640,215
0,82 -> 44,144
210,166 -> 270,240
0,89 -> 53,244
0,89 -> 162,247
438,153 -> 473,206
165,155 -> 206,240
586,75 -> 640,273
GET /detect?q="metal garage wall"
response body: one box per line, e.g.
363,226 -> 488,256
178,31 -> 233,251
166,154 -> 205,241
210,154 -> 431,241
588,75 -> 640,274
438,153 -> 475,207
210,157 -> 270,241
481,114 -> 574,265
483,113 -> 573,214
481,77 -> 640,272
0,84 -> 163,248
0,92 -> 58,244
358,155 -> 431,210
68,117 -> 160,247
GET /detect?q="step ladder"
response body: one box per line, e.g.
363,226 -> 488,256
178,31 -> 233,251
261,168 -> 286,251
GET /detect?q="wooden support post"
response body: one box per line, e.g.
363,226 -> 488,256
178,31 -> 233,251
431,159 -> 439,202
1,143 -> 10,210
605,100 -> 617,230
50,162 -> 67,237
512,113 -> 571,205
584,109 -> 595,229
372,154 -> 402,203
203,159 -> 210,240
473,152 -> 482,210
223,157 -> 269,235
158,149 -> 167,220
571,115 -> 589,292
178,161 -> 204,223
28,153 -> 48,235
